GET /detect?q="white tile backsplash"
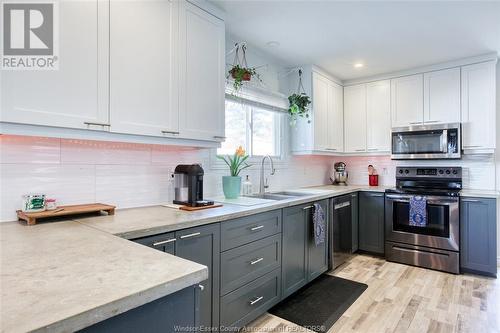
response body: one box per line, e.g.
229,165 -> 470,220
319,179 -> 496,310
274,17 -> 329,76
1,135 -> 497,222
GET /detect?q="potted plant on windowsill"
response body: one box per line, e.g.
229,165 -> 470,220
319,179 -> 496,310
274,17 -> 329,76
217,146 -> 251,199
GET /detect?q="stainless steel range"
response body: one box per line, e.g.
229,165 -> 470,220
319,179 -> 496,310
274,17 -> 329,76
385,166 -> 462,274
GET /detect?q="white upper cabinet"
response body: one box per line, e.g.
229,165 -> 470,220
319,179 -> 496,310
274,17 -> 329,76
109,0 -> 179,137
312,72 -> 330,150
366,80 -> 391,152
423,68 -> 460,124
461,61 -> 496,150
327,82 -> 344,152
344,84 -> 367,153
178,1 -> 225,142
1,0 -> 109,130
390,74 -> 424,127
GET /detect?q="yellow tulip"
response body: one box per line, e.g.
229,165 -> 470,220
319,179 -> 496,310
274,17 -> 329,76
235,146 -> 246,157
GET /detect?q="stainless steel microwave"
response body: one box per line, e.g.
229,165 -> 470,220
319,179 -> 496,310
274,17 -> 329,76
391,123 -> 461,160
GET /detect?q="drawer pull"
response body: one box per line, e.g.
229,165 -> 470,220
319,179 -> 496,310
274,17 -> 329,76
303,205 -> 314,210
461,199 -> 480,202
161,130 -> 180,135
250,225 -> 264,231
368,193 -> 384,197
180,232 -> 201,239
152,238 -> 176,246
84,121 -> 111,127
214,136 -> 226,139
250,257 -> 264,265
249,296 -> 264,305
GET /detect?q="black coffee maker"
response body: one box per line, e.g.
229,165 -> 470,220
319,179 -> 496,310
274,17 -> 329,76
173,164 -> 213,207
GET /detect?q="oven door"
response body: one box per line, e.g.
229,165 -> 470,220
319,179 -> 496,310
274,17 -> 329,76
391,123 -> 461,159
385,193 -> 459,251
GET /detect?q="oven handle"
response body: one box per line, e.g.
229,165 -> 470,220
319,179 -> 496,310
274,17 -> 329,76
385,194 -> 458,205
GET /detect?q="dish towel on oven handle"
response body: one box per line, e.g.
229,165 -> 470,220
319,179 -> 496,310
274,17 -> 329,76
313,203 -> 326,246
409,195 -> 427,227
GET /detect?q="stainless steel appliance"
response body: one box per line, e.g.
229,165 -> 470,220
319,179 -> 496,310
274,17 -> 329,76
331,162 -> 348,185
173,164 -> 213,207
391,123 -> 461,160
385,166 -> 462,274
329,194 -> 355,270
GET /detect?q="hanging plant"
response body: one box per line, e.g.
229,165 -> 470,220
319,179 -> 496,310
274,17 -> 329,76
227,44 -> 260,92
288,69 -> 312,126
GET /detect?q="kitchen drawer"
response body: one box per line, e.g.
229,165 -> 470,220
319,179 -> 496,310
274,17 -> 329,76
132,232 -> 176,255
220,269 -> 281,329
221,210 -> 282,251
221,234 -> 281,295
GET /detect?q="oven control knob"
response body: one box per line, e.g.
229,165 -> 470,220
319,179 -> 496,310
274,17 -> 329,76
399,169 -> 403,174
446,170 -> 451,175
452,170 -> 457,175
404,169 -> 409,174
439,170 -> 444,174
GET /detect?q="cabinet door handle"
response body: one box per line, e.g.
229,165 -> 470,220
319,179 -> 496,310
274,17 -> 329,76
461,199 -> 480,202
409,121 -> 422,125
161,130 -> 180,135
325,148 -> 337,151
214,136 -> 226,139
84,121 -> 111,127
250,225 -> 264,231
303,205 -> 314,210
152,238 -> 176,246
425,120 -> 440,123
351,194 -> 357,198
198,284 -> 204,291
250,257 -> 264,265
180,232 -> 201,239
249,296 -> 264,305
463,145 -> 481,148
354,149 -> 366,152
367,148 -> 378,151
368,193 -> 384,197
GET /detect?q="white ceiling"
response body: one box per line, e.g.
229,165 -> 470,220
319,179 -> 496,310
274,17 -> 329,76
212,1 -> 500,81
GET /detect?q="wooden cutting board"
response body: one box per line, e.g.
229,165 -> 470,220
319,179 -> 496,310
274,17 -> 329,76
17,203 -> 115,225
179,204 -> 223,211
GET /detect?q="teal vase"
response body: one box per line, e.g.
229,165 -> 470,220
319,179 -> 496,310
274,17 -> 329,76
222,176 -> 241,199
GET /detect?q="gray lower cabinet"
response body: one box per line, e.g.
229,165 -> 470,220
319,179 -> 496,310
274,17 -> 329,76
132,223 -> 220,331
79,285 -> 199,333
358,192 -> 385,254
460,197 -> 497,277
175,224 -> 221,330
282,200 -> 329,299
220,269 -> 281,330
351,193 -> 359,253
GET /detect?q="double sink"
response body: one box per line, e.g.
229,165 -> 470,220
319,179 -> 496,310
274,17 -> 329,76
246,191 -> 314,201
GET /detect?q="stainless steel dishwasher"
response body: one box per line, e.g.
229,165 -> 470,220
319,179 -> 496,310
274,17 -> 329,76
329,194 -> 355,270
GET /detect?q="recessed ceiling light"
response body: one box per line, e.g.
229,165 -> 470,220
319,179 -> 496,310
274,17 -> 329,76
353,63 -> 364,68
266,41 -> 280,48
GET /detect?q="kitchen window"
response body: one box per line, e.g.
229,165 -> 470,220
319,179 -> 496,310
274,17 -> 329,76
217,89 -> 287,159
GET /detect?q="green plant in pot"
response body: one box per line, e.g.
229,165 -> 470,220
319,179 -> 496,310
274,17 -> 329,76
288,93 -> 312,126
217,146 -> 251,199
228,65 -> 259,92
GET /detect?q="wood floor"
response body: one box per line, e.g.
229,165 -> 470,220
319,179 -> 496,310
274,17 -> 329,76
244,255 -> 500,333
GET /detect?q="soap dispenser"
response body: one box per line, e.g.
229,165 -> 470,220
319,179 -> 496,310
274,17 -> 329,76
242,175 -> 253,195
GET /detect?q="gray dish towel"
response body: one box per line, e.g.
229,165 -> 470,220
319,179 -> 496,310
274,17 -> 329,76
313,203 -> 326,246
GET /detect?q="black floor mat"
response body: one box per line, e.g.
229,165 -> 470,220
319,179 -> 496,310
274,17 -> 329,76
269,274 -> 368,333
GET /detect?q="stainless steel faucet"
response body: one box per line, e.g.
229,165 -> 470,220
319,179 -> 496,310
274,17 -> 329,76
259,155 -> 276,194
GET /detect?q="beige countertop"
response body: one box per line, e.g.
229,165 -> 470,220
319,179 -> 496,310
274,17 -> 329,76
75,185 -> 389,239
0,221 -> 207,333
1,183 -> 496,332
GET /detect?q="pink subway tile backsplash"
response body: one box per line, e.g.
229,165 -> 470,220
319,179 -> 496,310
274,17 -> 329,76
0,135 -> 60,164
